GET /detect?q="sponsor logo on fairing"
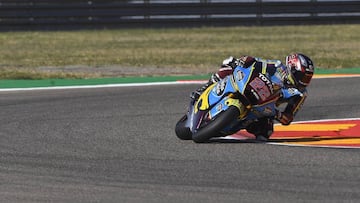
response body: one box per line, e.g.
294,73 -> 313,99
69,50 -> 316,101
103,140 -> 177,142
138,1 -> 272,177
216,79 -> 226,96
236,70 -> 245,81
258,73 -> 274,93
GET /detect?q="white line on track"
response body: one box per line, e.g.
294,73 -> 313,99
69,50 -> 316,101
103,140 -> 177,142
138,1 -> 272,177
313,74 -> 360,79
0,81 -> 183,92
268,142 -> 360,149
0,74 -> 359,92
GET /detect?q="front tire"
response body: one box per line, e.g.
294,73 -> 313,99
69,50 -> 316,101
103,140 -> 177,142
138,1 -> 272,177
175,114 -> 192,140
192,106 -> 240,143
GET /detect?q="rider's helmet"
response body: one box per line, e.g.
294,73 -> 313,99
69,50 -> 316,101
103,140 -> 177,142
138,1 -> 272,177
285,53 -> 314,88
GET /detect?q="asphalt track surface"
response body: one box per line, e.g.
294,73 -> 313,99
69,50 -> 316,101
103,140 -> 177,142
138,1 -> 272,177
0,77 -> 359,203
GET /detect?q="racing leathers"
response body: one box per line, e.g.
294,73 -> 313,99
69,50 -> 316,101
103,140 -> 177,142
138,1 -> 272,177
192,55 -> 308,140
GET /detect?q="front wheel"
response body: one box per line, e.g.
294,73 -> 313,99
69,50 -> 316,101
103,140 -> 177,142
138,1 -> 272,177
192,106 -> 240,143
175,114 -> 192,140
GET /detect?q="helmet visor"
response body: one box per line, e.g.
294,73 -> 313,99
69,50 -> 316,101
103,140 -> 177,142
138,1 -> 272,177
295,71 -> 313,86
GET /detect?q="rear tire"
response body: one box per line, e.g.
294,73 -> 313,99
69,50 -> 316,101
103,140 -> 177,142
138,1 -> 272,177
175,115 -> 192,140
192,106 -> 240,143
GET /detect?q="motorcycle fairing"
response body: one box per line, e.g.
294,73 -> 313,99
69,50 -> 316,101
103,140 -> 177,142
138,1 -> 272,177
281,87 -> 303,99
194,76 -> 244,119
188,74 -> 245,134
187,64 -> 293,136
205,65 -> 255,117
232,65 -> 254,95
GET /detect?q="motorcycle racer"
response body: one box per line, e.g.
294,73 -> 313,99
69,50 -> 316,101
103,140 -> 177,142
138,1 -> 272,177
191,53 -> 315,141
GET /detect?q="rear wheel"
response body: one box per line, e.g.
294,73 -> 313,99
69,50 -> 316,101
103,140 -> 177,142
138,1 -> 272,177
175,114 -> 192,140
192,106 -> 240,143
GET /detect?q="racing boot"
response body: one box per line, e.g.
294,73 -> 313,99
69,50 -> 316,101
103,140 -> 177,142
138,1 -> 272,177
190,73 -> 220,100
246,117 -> 274,142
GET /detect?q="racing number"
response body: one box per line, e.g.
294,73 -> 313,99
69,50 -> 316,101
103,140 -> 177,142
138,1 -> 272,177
249,77 -> 271,101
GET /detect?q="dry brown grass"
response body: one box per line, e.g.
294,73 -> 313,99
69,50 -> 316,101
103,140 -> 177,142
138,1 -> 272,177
0,24 -> 359,79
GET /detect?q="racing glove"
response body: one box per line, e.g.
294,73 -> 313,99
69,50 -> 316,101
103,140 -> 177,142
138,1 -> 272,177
222,56 -> 239,69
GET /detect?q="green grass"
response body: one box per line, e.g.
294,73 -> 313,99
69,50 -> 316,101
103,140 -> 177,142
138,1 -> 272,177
0,24 -> 359,79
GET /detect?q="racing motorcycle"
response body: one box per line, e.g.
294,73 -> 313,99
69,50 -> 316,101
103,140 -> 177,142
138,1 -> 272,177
175,63 -> 302,143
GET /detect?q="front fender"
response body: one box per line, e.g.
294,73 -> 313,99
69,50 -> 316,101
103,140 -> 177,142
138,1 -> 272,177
189,76 -> 249,134
209,97 -> 247,120
189,96 -> 247,133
